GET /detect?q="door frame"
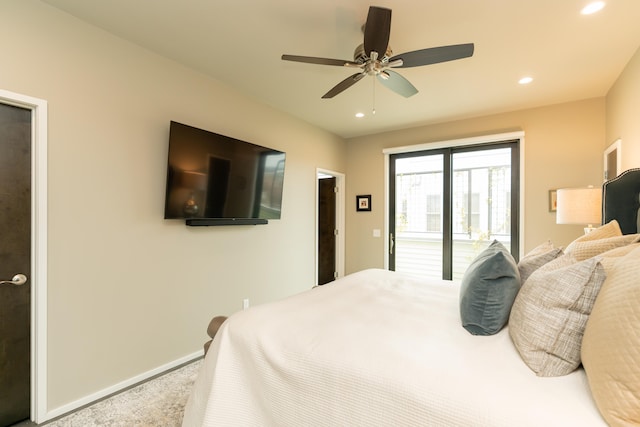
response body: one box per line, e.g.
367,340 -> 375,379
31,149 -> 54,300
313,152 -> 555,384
383,131 -> 526,269
315,169 -> 345,284
0,89 -> 48,423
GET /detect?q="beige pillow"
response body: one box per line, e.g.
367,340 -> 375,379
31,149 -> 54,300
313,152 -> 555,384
523,239 -> 554,256
582,246 -> 640,426
566,233 -> 640,261
517,240 -> 563,284
564,220 -> 622,255
509,255 -> 606,376
598,242 -> 640,273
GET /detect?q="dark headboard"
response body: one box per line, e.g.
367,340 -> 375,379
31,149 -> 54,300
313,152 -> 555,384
602,168 -> 640,235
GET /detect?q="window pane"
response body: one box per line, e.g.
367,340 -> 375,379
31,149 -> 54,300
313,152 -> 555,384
394,154 -> 443,279
451,148 -> 511,280
452,170 -> 469,234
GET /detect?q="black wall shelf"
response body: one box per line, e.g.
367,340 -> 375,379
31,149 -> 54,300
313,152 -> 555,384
185,218 -> 268,226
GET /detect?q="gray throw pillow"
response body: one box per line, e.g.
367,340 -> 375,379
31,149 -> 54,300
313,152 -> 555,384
459,240 -> 521,335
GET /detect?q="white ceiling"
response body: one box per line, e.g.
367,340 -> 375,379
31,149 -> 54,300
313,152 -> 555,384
42,0 -> 640,139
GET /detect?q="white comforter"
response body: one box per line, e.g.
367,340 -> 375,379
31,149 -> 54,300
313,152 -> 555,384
182,269 -> 606,426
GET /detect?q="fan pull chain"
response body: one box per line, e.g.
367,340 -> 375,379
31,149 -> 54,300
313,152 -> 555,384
372,76 -> 376,115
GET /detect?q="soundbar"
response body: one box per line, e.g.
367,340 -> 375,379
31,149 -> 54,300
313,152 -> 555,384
185,218 -> 268,226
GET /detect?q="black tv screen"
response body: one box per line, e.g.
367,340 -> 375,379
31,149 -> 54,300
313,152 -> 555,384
164,121 -> 285,223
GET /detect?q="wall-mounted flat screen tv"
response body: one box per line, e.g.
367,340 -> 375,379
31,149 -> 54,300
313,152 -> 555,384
164,121 -> 285,225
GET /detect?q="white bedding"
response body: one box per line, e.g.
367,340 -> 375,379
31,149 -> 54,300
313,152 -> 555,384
182,269 -> 606,426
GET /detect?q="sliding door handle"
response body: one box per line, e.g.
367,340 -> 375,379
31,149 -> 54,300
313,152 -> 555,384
0,273 -> 27,286
389,233 -> 395,255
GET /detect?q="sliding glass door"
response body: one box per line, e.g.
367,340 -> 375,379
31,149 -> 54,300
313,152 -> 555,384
389,141 -> 519,281
391,151 -> 446,279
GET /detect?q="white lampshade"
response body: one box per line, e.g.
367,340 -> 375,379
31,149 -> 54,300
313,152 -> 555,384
180,170 -> 207,190
556,187 -> 602,226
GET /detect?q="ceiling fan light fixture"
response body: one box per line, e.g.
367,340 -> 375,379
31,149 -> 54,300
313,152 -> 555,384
581,1 -> 606,15
281,6 -> 474,99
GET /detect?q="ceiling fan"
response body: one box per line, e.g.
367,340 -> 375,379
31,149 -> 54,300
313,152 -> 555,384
282,6 -> 474,99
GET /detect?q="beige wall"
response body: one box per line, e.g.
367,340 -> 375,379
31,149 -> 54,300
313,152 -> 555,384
4,0 -> 638,419
606,46 -> 640,170
345,98 -> 606,274
1,1 -> 346,412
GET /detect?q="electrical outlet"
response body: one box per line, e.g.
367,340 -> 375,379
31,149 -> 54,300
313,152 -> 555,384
242,298 -> 250,310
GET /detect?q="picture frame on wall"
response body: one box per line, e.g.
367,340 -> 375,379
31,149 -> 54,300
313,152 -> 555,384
356,194 -> 371,212
549,189 -> 557,212
604,139 -> 621,181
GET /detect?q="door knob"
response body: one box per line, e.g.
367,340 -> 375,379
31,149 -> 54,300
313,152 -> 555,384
0,274 -> 27,286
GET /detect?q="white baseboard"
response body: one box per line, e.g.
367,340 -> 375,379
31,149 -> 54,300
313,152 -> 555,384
44,350 -> 203,421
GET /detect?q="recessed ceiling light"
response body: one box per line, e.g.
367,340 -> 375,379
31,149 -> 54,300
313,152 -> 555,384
581,1 -> 606,15
355,112 -> 365,118
519,76 -> 533,85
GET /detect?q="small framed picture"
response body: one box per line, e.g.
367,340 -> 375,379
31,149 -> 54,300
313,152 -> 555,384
356,195 -> 371,212
604,139 -> 621,181
549,189 -> 557,212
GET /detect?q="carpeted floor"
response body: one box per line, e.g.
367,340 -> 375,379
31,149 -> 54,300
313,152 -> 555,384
16,359 -> 202,427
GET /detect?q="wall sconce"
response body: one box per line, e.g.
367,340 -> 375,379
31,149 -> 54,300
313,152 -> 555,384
556,186 -> 602,234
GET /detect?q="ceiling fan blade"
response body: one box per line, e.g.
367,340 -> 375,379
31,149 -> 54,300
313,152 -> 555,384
322,73 -> 366,99
364,6 -> 391,58
389,43 -> 474,68
377,70 -> 418,98
282,54 -> 359,67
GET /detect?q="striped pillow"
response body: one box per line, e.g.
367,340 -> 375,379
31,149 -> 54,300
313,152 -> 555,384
509,255 -> 605,376
517,240 -> 563,284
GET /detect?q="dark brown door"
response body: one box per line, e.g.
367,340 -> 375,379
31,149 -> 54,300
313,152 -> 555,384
0,103 -> 31,426
205,157 -> 231,217
318,177 -> 336,285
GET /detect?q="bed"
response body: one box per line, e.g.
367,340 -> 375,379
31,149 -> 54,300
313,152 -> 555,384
182,169 -> 640,427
